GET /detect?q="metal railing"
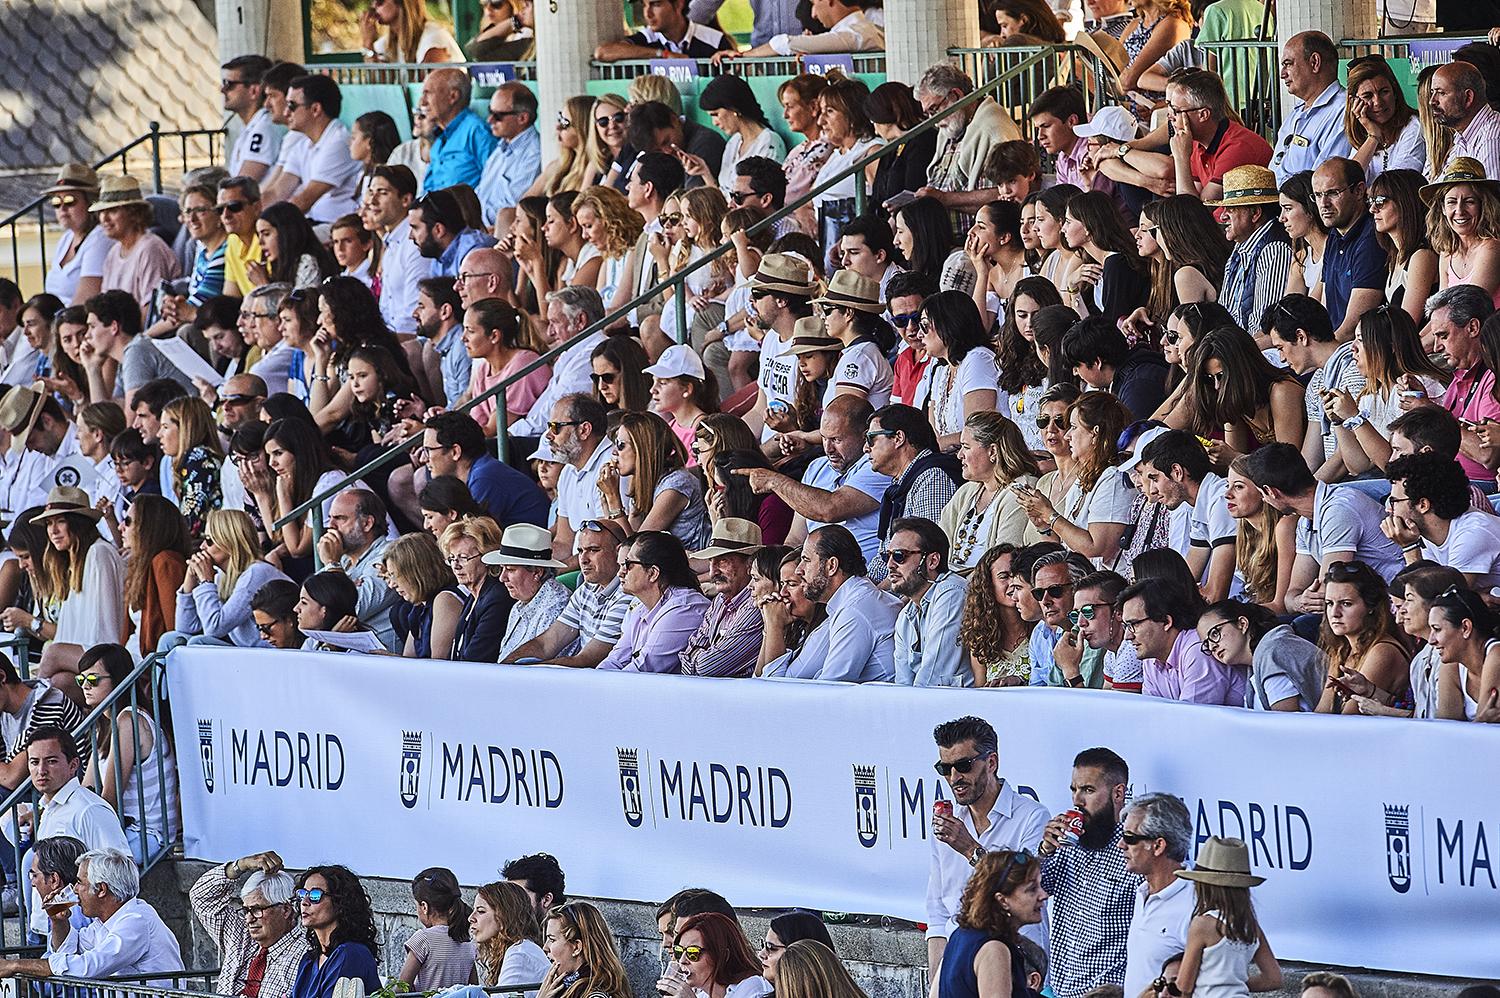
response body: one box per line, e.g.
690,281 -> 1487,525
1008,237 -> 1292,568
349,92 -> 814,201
273,47 -> 1057,547
0,125 -> 228,292
5,977 -> 538,998
589,52 -> 887,81
321,61 -> 540,86
1196,39 -> 1280,137
0,653 -> 174,947
949,44 -> 1117,141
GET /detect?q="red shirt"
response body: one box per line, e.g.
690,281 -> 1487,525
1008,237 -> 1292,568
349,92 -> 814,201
892,347 -> 931,406
1191,119 -> 1274,192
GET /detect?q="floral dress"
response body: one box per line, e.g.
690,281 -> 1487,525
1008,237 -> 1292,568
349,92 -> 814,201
176,445 -> 223,539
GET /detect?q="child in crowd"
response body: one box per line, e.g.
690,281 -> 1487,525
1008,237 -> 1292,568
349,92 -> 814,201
399,867 -> 476,990
1175,837 -> 1283,997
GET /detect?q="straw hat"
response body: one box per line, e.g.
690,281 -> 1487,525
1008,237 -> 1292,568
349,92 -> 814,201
786,316 -> 843,355
812,270 -> 883,313
88,175 -> 151,213
29,485 -> 104,524
1205,165 -> 1280,208
0,381 -> 48,456
1174,836 -> 1265,887
1419,156 -> 1500,205
480,523 -> 568,570
749,253 -> 817,296
690,518 -> 763,559
41,163 -> 100,196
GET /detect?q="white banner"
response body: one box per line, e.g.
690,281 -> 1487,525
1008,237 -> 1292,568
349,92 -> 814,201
167,648 -> 1500,980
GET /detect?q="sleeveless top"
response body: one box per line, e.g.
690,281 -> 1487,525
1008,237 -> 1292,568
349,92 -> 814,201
116,707 -> 181,840
937,926 -> 1037,998
1191,911 -> 1258,998
1302,246 -> 1323,293
1459,639 -> 1498,720
1447,256 -> 1500,308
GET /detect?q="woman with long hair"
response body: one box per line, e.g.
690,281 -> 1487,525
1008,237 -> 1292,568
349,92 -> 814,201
290,865 -> 382,998
0,508 -> 58,653
647,345 -> 719,462
384,532 -> 463,660
965,201 -> 1028,326
959,544 -> 1033,687
996,277 -> 1060,451
509,196 -> 565,317
1323,305 -> 1448,474
1369,169 -> 1438,325
1029,382 -> 1082,517
34,489 -> 124,686
1151,194 -> 1230,305
1062,191 -> 1151,326
76,643 -> 180,863
252,202 -> 338,289
345,343 -> 422,455
175,509 -> 289,648
1016,391 -> 1136,567
398,868 -> 474,989
777,75 -> 834,206
360,0 -> 459,62
251,578 -> 305,649
119,495 -> 188,658
1346,57 -> 1425,181
350,112 -> 402,198
1150,301 -> 1239,426
471,881 -> 548,988
709,449 -> 793,546
1197,599 -> 1325,710
756,912 -> 834,987
516,191 -> 601,305
1278,172 -> 1328,298
986,0 -> 1066,42
1182,326 -> 1305,456
921,291 -> 999,450
589,335 -> 651,415
1317,560 -> 1410,714
1173,839 -> 1282,997
440,516 -> 513,663
251,417 -> 342,565
690,75 -> 787,191
1430,584 -> 1500,721
774,942 -> 866,998
894,197 -> 973,295
1018,194 -> 1044,273
537,901 -> 630,998
1225,454 -> 1296,614
583,93 -> 629,188
418,476 -> 488,540
1036,184 -> 1084,302
812,273 -> 897,406
527,97 -> 595,199
1135,201 -> 1175,327
661,188 -> 734,350
692,413 -> 759,479
48,305 -> 91,407
1426,159 -> 1500,304
756,549 -> 828,677
1117,0 -> 1197,99
41,165 -> 108,305
575,186 -> 645,314
308,275 -> 418,429
937,849 -> 1048,998
598,412 -> 710,550
158,396 -> 223,539
661,912 -> 766,998
1029,305 -> 1077,390
1417,66 -> 1451,178
941,414 -> 1041,571
811,73 -> 881,248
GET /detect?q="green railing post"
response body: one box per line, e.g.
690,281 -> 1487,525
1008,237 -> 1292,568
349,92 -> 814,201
497,382 -> 510,465
148,122 -> 163,194
311,503 -> 326,572
854,170 -> 867,218
674,276 -> 688,345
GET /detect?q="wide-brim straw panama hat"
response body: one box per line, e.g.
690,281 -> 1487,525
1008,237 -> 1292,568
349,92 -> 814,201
691,517 -> 763,559
749,253 -> 817,296
1205,165 -> 1280,208
41,162 -> 100,196
88,175 -> 150,212
1420,156 -> 1500,205
1174,836 -> 1266,887
811,270 -> 883,313
0,381 -> 48,457
480,523 -> 568,570
30,485 -> 105,524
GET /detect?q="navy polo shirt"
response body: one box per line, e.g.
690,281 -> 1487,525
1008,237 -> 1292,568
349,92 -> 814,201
1322,212 -> 1385,328
468,452 -> 551,528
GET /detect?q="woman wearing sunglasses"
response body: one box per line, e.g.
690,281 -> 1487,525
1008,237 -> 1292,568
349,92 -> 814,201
661,912 -> 767,998
539,900 -> 630,998
291,866 -> 381,998
1196,599 -> 1325,711
76,643 -> 180,865
40,164 -> 109,306
1430,584 -> 1500,721
937,849 -> 1047,998
1025,384 -> 1081,540
583,95 -> 630,189
525,98 -> 595,200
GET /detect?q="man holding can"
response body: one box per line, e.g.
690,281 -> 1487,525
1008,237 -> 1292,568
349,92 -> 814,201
925,715 -> 1050,984
1037,747 -> 1140,998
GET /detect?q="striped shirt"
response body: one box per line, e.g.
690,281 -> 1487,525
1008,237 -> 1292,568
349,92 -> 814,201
1222,219 -> 1291,336
680,586 -> 764,677
558,578 -> 635,649
1,679 -> 85,764
1446,103 -> 1500,184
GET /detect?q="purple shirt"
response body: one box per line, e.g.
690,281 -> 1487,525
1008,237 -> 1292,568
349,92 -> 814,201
596,586 -> 710,673
1054,136 -> 1123,213
1142,629 -> 1246,706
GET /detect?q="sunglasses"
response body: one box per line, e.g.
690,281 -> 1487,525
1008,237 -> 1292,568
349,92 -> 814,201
659,212 -> 683,226
884,548 -> 928,565
1035,414 -> 1067,430
294,888 -> 327,903
75,673 -> 105,689
556,111 -> 573,129
1031,583 -> 1071,601
728,190 -> 760,204
933,751 -> 994,776
50,195 -> 82,208
672,945 -> 706,962
1067,603 -> 1109,626
865,429 -> 898,444
596,111 -> 627,128
546,419 -> 582,434
890,312 -> 921,328
489,109 -> 525,121
217,201 -> 247,215
591,371 -> 618,384
1162,330 -> 1180,345
581,518 -> 627,544
1121,831 -> 1159,845
1368,194 -> 1392,210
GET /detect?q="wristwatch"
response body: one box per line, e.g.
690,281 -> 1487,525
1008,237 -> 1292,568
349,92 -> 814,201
1116,142 -> 1131,159
968,845 -> 985,867
1341,414 -> 1367,430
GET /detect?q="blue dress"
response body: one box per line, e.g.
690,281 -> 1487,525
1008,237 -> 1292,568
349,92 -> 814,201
392,586 -> 461,658
292,942 -> 380,998
938,926 -> 1036,998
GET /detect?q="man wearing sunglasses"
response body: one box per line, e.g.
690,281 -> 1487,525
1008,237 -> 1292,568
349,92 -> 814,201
222,55 -> 280,185
476,82 -> 540,236
190,850 -> 307,998
1119,793 -> 1194,998
889,517 -> 968,687
1026,550 -> 1103,688
1062,570 -> 1140,694
925,715 -> 1049,983
216,176 -> 264,298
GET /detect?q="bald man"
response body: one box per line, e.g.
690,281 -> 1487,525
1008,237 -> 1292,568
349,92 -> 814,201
1270,30 -> 1352,184
454,247 -> 507,309
420,67 -> 497,195
1432,62 -> 1500,180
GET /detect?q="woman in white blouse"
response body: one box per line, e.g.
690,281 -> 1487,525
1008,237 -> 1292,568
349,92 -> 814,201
1016,392 -> 1137,568
40,164 -> 111,305
918,290 -> 998,452
471,881 -> 549,991
1346,58 -> 1426,182
683,75 -> 787,191
361,0 -> 460,62
810,74 -> 882,249
33,486 -> 125,688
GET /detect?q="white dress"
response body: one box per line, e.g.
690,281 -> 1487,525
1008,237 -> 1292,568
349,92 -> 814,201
928,347 -> 998,438
1191,911 -> 1258,998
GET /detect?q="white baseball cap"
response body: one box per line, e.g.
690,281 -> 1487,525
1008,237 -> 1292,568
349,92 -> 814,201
1118,424 -> 1170,474
1073,105 -> 1140,142
532,436 -> 563,463
643,343 -> 707,381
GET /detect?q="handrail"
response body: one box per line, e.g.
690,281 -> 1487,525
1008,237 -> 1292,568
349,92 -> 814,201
273,46 -> 1057,533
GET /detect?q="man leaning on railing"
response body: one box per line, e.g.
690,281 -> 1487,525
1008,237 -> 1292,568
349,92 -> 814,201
190,850 -> 309,998
0,847 -> 182,983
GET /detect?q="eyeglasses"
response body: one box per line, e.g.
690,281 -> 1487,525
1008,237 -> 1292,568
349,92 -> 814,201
884,548 -> 928,565
245,311 -> 277,320
456,271 -> 498,283
672,945 -> 706,962
591,371 -> 618,385
294,888 -> 326,903
933,751 -> 994,776
49,195 -> 81,208
1199,620 -> 1232,655
75,673 -> 104,689
1312,183 -> 1356,202
1385,493 -> 1414,509
1035,414 -> 1067,430
546,420 -> 582,434
659,212 -> 683,226
1031,583 -> 1072,601
1121,831 -> 1160,845
596,111 -> 627,128
217,201 -> 248,215
181,205 -> 217,219
238,901 -> 288,918
1120,616 -> 1154,634
446,552 -> 482,567
890,311 -> 921,328
865,429 -> 898,444
1167,104 -> 1206,116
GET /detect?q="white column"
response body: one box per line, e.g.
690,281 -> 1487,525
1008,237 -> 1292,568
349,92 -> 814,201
883,0 -> 980,86
535,0 -> 620,159
215,0 -> 304,63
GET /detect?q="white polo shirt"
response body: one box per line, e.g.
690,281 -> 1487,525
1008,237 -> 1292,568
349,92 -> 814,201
1123,875 -> 1195,998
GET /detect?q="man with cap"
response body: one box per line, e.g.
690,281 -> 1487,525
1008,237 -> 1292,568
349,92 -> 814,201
482,524 -> 572,662
811,271 -> 895,409
502,518 -> 635,668
888,516 -> 969,687
0,383 -> 83,523
39,164 -> 110,306
1212,166 -> 1292,337
745,254 -> 817,443
680,519 -> 766,678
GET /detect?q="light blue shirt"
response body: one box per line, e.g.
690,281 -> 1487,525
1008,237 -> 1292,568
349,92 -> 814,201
345,535 -> 400,651
893,572 -> 970,687
430,227 -> 497,279
476,127 -> 542,227
249,340 -> 297,396
423,109 -> 498,194
380,217 -> 423,334
1029,621 -> 1059,687
802,454 -> 891,569
431,322 -> 472,407
1271,82 -> 1353,185
821,576 -> 901,682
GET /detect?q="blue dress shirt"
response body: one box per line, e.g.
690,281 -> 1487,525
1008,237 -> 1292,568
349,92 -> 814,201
424,109 -> 498,194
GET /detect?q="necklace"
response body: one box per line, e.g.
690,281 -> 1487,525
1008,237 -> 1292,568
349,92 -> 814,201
954,483 -> 1000,564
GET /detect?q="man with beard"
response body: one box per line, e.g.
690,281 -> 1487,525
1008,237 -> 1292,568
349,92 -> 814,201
888,517 -> 969,687
679,519 -> 765,677
413,277 -> 468,408
1037,746 -> 1139,998
409,188 -> 494,280
912,63 -> 1019,222
315,488 -> 399,651
925,715 -> 1049,984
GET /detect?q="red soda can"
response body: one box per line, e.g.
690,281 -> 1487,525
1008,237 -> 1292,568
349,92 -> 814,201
933,799 -> 953,820
1061,809 -> 1086,846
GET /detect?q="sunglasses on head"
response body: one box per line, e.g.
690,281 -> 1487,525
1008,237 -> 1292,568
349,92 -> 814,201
933,751 -> 994,776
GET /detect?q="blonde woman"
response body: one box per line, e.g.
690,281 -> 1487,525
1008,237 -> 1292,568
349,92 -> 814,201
597,411 -> 710,551
574,186 -> 646,317
775,941 -> 868,998
1424,158 -> 1500,304
471,881 -> 548,988
941,412 -> 1043,573
361,0 -> 460,63
1117,0 -> 1198,100
33,487 -> 125,686
158,396 -> 224,539
537,901 -> 630,998
440,516 -> 510,663
583,93 -> 630,187
385,532 -> 463,659
173,509 -> 290,648
526,97 -> 595,199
